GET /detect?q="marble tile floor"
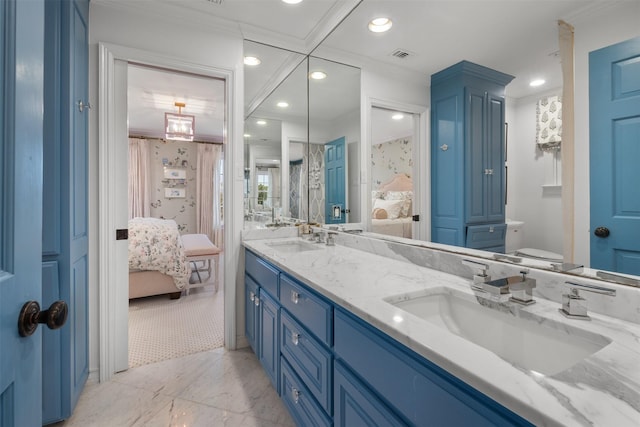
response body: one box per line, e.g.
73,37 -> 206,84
52,347 -> 295,427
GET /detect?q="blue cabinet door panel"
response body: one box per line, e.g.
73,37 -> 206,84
334,360 -> 407,427
259,290 -> 280,391
246,250 -> 279,297
334,309 -> 533,427
280,273 -> 333,346
245,275 -> 260,354
281,311 -> 332,413
280,357 -> 332,427
487,95 -> 506,222
466,87 -> 487,224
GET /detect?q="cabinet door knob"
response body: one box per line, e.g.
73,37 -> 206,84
292,331 -> 300,346
249,291 -> 255,302
292,387 -> 300,403
254,296 -> 260,307
291,290 -> 299,304
440,144 -> 448,151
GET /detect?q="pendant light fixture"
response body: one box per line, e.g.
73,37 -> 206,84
165,102 -> 195,141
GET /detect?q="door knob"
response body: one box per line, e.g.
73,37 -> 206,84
18,300 -> 68,337
594,226 -> 610,238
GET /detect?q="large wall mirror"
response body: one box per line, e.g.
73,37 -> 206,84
244,1 -> 640,290
243,41 -> 361,226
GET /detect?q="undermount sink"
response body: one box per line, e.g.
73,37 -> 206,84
265,239 -> 323,253
385,287 -> 611,375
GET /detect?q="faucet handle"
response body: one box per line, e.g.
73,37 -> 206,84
559,281 -> 616,320
462,259 -> 491,288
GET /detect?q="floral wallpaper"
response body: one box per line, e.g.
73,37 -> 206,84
147,138 -> 197,233
371,136 -> 413,188
299,143 -> 325,223
289,161 -> 302,219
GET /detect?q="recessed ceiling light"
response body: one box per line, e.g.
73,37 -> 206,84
277,101 -> 289,108
530,79 -> 546,87
392,113 -> 404,120
244,56 -> 261,66
256,120 -> 267,125
309,71 -> 327,80
368,17 -> 392,33
282,0 -> 302,4
244,133 -> 251,138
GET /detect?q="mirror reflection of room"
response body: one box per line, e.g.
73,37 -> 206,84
370,106 -> 416,239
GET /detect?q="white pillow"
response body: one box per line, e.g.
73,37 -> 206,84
372,198 -> 404,219
385,191 -> 413,217
371,190 -> 385,211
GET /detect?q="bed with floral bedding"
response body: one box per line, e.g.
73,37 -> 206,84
128,217 -> 191,299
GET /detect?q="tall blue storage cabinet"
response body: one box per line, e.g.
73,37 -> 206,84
431,61 -> 514,252
42,0 -> 90,423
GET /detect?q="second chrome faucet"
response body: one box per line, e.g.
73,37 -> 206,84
462,259 -> 536,305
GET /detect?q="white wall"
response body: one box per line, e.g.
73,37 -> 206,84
505,90 -> 564,255
89,3 -> 244,374
572,1 -> 640,267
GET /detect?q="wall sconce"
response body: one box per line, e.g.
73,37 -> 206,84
165,102 -> 195,141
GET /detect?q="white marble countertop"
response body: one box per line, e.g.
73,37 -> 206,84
243,236 -> 640,427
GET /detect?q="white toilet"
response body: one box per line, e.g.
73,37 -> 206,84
505,220 -> 563,263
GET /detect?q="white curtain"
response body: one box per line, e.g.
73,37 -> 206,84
268,167 -> 281,208
197,143 -> 224,249
128,138 -> 151,219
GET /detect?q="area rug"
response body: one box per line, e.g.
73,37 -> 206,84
128,285 -> 224,368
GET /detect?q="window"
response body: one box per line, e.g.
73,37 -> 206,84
257,171 -> 269,206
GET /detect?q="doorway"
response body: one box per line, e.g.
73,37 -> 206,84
125,63 -> 226,368
370,105 -> 421,240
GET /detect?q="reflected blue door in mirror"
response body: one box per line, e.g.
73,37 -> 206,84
325,137 -> 346,224
589,36 -> 640,275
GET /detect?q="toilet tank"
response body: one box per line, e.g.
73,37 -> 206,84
505,220 -> 524,254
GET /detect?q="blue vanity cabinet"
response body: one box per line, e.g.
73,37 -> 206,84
279,272 -> 334,423
431,61 -> 514,252
245,250 -> 281,391
334,360 -> 406,427
333,309 -> 534,427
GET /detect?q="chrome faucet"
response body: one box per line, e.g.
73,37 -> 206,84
461,259 -> 491,291
559,281 -> 616,320
326,231 -> 337,246
483,270 -> 536,305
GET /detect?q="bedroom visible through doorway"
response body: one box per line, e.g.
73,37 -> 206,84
126,63 -> 226,368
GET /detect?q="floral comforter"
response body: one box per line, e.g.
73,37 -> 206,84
128,217 -> 190,289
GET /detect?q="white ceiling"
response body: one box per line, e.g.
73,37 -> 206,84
113,0 -> 610,142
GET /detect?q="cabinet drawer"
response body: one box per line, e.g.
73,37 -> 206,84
245,249 -> 279,297
281,310 -> 332,413
334,309 -> 532,427
279,274 -> 332,346
465,223 -> 506,249
280,357 -> 332,427
334,360 -> 406,427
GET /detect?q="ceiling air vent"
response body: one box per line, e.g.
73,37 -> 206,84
390,48 -> 414,59
206,0 -> 223,4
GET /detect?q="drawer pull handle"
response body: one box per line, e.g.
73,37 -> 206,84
254,296 -> 260,307
249,291 -> 255,302
292,387 -> 300,404
292,332 -> 300,346
291,290 -> 299,304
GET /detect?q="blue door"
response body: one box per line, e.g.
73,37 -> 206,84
41,0 -> 90,422
325,137 -> 346,224
590,37 -> 640,275
0,1 -> 45,425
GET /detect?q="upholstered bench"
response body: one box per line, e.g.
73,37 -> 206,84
181,233 -> 221,293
